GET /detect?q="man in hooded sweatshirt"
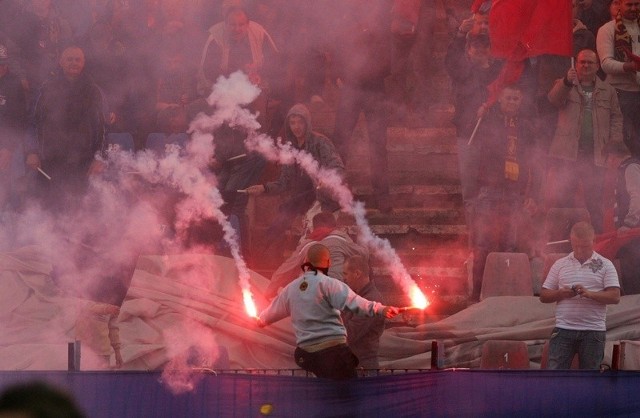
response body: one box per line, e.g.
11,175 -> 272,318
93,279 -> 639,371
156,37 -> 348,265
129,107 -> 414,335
246,103 -> 344,247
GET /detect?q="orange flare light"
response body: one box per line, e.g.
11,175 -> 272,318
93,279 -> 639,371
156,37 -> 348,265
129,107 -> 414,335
243,289 -> 258,318
409,285 -> 429,309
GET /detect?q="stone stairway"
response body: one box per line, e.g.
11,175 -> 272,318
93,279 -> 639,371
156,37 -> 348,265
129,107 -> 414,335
248,0 -> 472,314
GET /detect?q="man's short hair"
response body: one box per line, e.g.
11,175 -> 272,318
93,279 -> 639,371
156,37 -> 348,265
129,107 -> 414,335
571,221 -> 595,240
225,5 -> 248,21
502,83 -> 523,93
312,212 -> 337,230
306,244 -> 330,266
345,255 -> 369,277
575,48 -> 599,62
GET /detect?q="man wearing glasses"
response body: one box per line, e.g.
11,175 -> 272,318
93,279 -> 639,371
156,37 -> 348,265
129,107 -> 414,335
546,48 -> 626,233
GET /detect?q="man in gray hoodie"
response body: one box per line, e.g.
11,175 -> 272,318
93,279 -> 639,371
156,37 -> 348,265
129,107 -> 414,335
246,103 -> 344,246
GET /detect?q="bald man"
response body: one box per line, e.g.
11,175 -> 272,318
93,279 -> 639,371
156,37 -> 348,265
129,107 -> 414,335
540,221 -> 620,369
257,244 -> 399,379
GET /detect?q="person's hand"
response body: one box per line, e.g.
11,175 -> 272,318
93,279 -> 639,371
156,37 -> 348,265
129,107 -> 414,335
25,153 -> 41,170
382,306 -> 401,318
458,16 -> 474,34
87,159 -> 106,176
0,149 -> 11,171
476,102 -> 489,119
571,284 -> 590,298
561,286 -> 579,299
566,67 -> 578,85
245,184 -> 266,195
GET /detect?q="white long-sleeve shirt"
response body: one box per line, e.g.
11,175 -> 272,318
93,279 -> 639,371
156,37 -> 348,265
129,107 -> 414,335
596,19 -> 640,91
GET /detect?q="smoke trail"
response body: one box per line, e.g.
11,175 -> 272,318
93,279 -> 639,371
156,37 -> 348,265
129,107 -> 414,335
106,125 -> 257,314
202,71 -> 427,306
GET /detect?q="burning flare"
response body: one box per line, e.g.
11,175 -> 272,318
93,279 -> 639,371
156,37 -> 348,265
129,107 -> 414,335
243,289 -> 258,318
409,285 -> 429,310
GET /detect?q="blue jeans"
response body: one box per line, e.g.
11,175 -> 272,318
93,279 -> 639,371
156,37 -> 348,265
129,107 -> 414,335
548,327 -> 606,370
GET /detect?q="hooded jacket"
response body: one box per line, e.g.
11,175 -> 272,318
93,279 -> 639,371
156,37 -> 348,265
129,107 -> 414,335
264,104 -> 344,209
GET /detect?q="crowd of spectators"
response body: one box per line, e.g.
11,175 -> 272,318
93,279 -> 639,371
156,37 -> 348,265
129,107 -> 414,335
445,0 -> 640,299
1,0 -> 640,300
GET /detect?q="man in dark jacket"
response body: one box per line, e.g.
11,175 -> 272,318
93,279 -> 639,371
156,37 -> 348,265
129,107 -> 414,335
25,45 -> 105,213
467,84 -> 540,301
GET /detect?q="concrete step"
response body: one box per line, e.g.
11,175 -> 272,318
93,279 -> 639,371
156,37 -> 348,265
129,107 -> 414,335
247,0 -> 473,305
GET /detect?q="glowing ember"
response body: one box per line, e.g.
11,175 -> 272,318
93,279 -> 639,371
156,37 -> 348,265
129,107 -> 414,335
409,285 -> 429,309
243,289 -> 258,318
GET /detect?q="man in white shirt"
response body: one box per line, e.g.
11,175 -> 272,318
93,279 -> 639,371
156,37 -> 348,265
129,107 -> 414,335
540,221 -> 620,369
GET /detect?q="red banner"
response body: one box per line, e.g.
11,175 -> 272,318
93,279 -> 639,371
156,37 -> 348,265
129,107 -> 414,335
489,0 -> 573,60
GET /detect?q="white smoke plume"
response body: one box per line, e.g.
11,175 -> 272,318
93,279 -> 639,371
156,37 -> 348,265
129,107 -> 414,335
201,71 -> 425,304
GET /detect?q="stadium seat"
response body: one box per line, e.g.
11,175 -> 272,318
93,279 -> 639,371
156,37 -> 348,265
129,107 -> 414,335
480,340 -> 530,369
106,132 -> 135,152
145,132 -> 189,155
480,252 -> 533,300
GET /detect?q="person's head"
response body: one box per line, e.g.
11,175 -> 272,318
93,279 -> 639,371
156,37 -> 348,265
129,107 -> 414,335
570,221 -> 595,261
619,0 -> 640,20
59,46 -> 85,80
0,381 -> 85,418
312,212 -> 337,230
0,44 -> 9,78
285,104 -> 312,144
288,114 -> 306,141
498,84 -> 524,116
576,49 -> 600,82
225,7 -> 249,42
305,244 -> 331,270
343,255 -> 370,293
470,13 -> 490,35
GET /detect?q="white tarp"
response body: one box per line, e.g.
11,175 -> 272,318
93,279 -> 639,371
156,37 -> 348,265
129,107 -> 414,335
1,247 -> 639,371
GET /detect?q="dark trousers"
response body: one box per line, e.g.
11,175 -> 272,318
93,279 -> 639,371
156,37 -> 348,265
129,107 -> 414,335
471,190 -> 522,300
295,344 -> 358,380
